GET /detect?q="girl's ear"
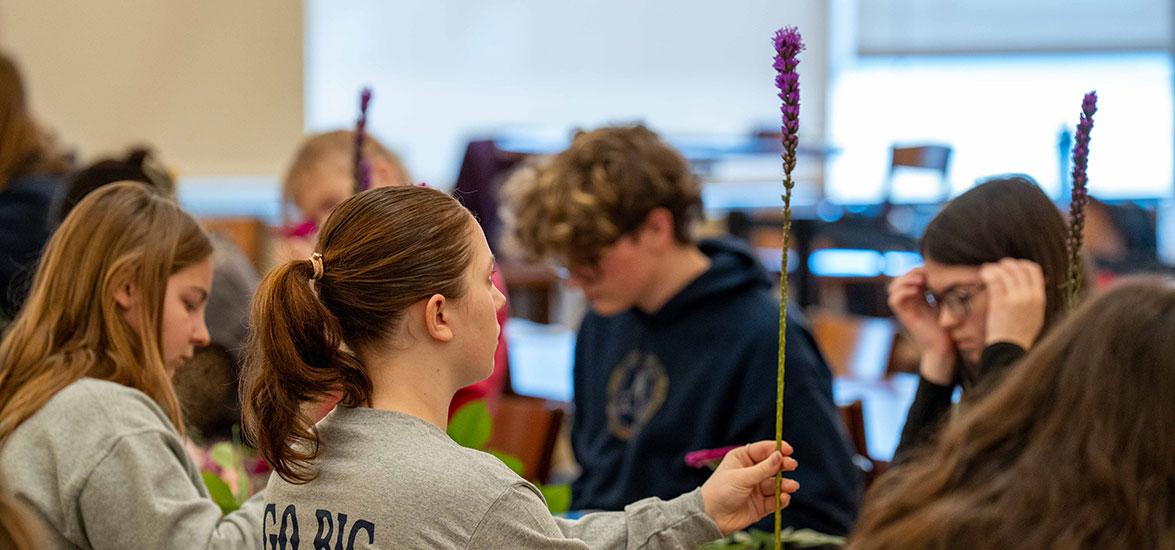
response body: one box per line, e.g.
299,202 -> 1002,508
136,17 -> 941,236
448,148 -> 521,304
111,271 -> 140,313
423,293 -> 454,342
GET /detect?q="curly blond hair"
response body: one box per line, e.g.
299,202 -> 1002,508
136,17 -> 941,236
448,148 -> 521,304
500,125 -> 701,267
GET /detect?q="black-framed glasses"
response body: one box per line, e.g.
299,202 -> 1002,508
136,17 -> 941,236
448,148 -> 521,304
924,283 -> 986,319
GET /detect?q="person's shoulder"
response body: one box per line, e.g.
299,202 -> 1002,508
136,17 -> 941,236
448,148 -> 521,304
447,445 -> 528,492
43,378 -> 175,434
2,378 -> 181,489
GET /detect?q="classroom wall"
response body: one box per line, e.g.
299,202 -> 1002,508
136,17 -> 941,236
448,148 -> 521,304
305,0 -> 832,187
0,0 -> 303,178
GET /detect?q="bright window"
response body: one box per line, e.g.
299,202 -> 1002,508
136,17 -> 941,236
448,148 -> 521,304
826,53 -> 1174,203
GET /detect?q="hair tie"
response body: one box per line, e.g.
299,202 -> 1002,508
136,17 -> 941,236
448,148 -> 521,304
309,252 -> 325,281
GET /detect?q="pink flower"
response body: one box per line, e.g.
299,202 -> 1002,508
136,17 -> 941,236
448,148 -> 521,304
278,219 -> 318,239
249,456 -> 272,476
684,445 -> 739,469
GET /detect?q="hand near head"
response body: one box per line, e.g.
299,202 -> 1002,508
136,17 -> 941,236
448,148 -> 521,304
980,258 -> 1046,350
888,267 -> 955,384
699,440 -> 799,535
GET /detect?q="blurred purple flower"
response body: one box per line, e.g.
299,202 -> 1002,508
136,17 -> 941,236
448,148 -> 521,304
354,87 -> 373,193
1065,91 -> 1097,309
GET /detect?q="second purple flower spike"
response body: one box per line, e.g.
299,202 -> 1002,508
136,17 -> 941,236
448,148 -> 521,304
353,87 -> 373,193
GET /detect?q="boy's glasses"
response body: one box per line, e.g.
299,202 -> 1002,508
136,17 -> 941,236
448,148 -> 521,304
924,283 -> 986,319
549,234 -> 631,284
551,260 -> 604,285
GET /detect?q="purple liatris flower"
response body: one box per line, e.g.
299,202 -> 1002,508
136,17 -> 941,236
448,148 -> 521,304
684,446 -> 739,470
774,27 -> 804,180
353,87 -> 373,193
1065,91 -> 1097,309
772,26 -> 803,549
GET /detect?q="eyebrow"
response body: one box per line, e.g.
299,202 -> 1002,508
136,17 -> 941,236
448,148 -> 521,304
189,288 -> 209,302
930,282 -> 982,296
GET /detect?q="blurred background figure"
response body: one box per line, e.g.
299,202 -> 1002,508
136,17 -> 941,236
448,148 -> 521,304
0,51 -> 72,328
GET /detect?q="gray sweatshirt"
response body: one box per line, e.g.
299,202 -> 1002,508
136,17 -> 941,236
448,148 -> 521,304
0,377 -> 263,549
263,406 -> 723,549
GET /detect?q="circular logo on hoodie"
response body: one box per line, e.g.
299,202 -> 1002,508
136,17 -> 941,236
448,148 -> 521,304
606,350 -> 669,440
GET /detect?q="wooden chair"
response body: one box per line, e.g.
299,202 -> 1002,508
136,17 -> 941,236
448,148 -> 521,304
838,400 -> 888,487
487,395 -> 566,483
883,143 -> 953,206
198,216 -> 268,271
498,259 -> 561,324
809,311 -> 898,381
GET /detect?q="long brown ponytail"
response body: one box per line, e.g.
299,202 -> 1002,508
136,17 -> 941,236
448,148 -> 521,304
242,185 -> 475,484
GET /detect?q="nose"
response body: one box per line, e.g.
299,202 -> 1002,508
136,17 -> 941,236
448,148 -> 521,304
193,318 -> 211,347
937,306 -> 962,330
492,283 -> 507,312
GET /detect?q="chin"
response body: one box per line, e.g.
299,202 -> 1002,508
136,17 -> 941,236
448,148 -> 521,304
589,300 -> 628,317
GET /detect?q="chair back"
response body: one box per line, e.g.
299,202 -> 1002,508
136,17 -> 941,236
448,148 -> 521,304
487,395 -> 566,483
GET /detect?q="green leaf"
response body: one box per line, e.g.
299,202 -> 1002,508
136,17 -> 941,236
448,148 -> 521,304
488,450 -> 526,477
537,483 -> 572,515
447,400 -> 492,450
208,442 -> 237,472
202,471 -> 239,514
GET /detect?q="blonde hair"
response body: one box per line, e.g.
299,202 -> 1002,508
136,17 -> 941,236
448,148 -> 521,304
0,489 -> 39,550
500,125 -> 701,267
282,130 -> 411,219
0,52 -> 67,190
0,182 -> 213,441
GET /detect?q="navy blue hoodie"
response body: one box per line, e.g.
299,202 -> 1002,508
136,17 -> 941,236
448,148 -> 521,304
570,239 -> 861,535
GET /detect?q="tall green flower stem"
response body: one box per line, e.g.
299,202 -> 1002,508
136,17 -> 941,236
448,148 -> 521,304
772,26 -> 804,550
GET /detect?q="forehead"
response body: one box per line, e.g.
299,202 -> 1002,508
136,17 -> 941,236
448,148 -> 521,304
468,221 -> 493,263
292,156 -> 352,205
922,260 -> 981,292
170,257 -> 214,288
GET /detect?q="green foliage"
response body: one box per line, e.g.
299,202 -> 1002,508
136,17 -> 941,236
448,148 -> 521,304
199,425 -> 259,514
539,483 -> 572,515
489,450 -> 527,477
202,471 -> 239,514
701,528 -> 844,550
447,400 -> 493,449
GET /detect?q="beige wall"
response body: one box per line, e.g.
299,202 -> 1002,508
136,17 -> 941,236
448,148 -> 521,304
0,0 -> 303,178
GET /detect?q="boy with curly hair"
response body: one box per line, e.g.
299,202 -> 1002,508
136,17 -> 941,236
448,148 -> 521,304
502,125 -> 860,535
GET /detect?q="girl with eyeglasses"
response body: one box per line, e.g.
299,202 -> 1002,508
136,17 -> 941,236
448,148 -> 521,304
886,175 -> 1075,461
850,278 -> 1175,549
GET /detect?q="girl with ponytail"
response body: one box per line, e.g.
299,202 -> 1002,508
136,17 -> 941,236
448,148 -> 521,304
0,182 -> 264,548
244,185 -> 801,548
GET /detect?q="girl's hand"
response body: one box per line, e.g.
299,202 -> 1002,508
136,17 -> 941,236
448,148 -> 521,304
699,440 -> 799,534
888,267 -> 955,384
981,258 -> 1046,350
